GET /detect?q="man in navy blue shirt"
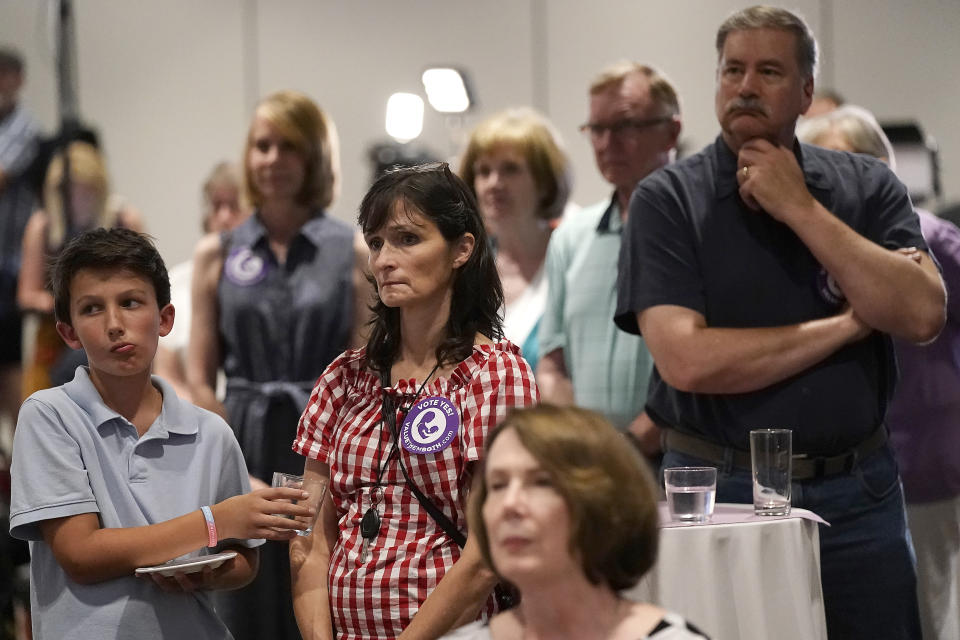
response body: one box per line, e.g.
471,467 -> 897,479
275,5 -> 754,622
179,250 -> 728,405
616,6 -> 944,639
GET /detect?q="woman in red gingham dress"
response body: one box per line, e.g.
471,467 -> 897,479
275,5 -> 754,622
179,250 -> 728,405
290,163 -> 539,640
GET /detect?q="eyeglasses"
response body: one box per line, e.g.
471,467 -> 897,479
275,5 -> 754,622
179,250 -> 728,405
579,116 -> 674,140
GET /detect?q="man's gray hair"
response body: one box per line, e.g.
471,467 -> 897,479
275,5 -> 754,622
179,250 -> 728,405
797,105 -> 897,171
716,5 -> 818,79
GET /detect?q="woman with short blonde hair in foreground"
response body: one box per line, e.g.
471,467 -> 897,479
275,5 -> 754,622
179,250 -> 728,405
446,405 -> 711,639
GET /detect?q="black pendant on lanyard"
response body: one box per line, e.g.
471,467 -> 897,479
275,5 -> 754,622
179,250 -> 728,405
360,505 -> 381,540
359,363 -> 440,560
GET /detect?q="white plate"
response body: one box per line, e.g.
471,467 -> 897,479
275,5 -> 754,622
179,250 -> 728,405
135,551 -> 237,577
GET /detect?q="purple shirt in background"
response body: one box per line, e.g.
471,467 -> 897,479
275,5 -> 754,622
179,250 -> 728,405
887,210 -> 960,503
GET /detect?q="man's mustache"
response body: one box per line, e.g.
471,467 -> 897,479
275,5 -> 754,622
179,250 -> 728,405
726,98 -> 767,116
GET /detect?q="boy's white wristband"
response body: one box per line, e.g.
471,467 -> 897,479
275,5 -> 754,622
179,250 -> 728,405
200,506 -> 218,548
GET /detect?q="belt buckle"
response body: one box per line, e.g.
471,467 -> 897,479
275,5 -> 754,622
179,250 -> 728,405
792,452 -> 828,478
843,449 -> 859,474
790,453 -> 812,480
792,450 -> 857,478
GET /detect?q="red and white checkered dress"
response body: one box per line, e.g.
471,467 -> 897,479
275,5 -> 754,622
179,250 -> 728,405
293,340 -> 539,640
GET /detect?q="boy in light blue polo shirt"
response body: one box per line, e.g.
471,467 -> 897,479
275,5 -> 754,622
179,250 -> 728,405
9,228 -> 313,639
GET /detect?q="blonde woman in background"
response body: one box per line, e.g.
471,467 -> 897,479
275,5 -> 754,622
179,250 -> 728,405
460,109 -> 570,370
17,141 -> 143,395
189,90 -> 368,640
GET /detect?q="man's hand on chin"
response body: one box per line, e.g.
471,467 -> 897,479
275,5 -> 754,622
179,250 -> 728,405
736,138 -> 815,222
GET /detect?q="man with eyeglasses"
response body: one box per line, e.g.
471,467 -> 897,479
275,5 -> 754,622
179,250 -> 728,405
614,6 -> 940,639
537,61 -> 680,457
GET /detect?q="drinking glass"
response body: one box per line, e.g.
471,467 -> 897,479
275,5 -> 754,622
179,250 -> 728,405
664,466 -> 717,523
271,472 -> 328,536
750,429 -> 792,516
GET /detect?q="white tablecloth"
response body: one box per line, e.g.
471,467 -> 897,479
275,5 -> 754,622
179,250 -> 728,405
624,503 -> 828,640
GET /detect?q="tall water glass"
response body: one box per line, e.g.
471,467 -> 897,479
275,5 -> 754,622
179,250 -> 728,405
750,429 -> 792,516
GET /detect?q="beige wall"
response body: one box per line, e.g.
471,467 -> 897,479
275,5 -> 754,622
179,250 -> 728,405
2,0 -> 957,266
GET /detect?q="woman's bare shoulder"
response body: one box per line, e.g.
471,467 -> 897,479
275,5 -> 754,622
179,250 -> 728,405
193,231 -> 224,262
191,232 -> 226,287
24,209 -> 50,233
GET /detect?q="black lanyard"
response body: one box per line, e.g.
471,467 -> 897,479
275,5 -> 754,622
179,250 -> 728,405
372,362 -> 440,489
378,365 -> 468,548
368,363 -> 516,610
361,363 -> 441,545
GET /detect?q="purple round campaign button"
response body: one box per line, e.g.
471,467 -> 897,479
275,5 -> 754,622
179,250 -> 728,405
401,396 -> 460,455
224,247 -> 269,286
816,266 -> 845,306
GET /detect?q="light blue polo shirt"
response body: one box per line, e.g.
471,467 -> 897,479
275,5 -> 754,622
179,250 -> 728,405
10,367 -> 262,640
539,197 -> 654,430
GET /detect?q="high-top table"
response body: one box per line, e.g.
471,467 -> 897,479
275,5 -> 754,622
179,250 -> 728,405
624,503 -> 828,640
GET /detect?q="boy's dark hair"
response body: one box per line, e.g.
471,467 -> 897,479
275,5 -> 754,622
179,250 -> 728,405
358,162 -> 503,373
51,228 -> 171,324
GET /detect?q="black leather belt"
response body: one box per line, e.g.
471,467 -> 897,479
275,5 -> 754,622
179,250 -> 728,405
663,426 -> 888,481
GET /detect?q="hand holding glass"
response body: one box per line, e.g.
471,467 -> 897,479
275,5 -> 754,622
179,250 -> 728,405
664,466 -> 717,523
271,472 -> 328,536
